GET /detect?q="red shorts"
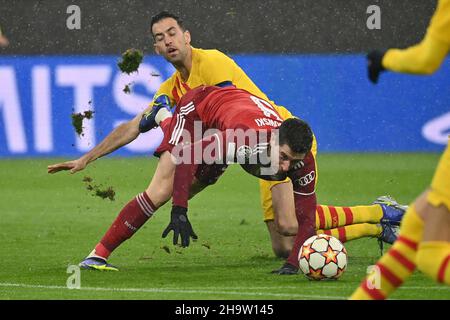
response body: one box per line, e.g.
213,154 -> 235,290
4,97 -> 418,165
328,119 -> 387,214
195,163 -> 228,185
154,107 -> 227,185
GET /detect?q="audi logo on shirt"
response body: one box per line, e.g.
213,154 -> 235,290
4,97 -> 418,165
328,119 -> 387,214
296,171 -> 316,186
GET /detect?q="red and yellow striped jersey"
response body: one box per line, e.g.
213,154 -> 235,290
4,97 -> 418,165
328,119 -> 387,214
152,47 -> 293,120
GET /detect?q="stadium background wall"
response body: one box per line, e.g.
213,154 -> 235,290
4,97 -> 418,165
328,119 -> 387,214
0,0 -> 448,157
0,0 -> 437,54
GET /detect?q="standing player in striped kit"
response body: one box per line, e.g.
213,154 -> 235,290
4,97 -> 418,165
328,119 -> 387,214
351,0 -> 450,299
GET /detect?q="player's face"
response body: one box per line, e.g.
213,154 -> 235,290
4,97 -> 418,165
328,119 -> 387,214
152,18 -> 191,64
277,144 -> 306,173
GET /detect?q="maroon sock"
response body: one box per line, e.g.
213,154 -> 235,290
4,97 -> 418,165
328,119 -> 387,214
94,192 -> 157,259
286,193 -> 317,268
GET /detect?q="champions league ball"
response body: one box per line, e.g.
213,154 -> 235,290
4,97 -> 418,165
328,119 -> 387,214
298,234 -> 347,280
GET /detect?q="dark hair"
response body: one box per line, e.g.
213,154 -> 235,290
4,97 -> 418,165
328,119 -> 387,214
150,11 -> 185,35
278,118 -> 313,154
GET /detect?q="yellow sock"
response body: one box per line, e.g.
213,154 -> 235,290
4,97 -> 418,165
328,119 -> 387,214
316,205 -> 382,229
349,204 -> 424,300
416,241 -> 450,285
317,223 -> 381,242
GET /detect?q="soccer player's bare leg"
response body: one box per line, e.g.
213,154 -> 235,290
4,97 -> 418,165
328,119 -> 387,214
416,192 -> 450,242
266,221 -> 295,259
416,198 -> 450,285
145,151 -> 175,207
416,139 -> 450,285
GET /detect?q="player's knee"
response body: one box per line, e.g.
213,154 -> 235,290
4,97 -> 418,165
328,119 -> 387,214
416,189 -> 450,224
146,180 -> 172,205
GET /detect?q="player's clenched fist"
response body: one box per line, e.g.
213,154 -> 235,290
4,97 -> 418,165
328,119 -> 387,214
47,158 -> 88,174
162,206 -> 198,247
367,50 -> 386,84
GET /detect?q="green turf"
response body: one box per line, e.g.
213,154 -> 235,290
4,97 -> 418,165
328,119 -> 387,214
0,154 -> 449,300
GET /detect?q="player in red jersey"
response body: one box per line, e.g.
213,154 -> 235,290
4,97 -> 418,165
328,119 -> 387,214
156,85 -> 317,270
48,12 -> 405,273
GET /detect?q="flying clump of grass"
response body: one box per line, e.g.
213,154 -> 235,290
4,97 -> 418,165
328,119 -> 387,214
71,110 -> 94,136
82,176 -> 116,201
117,48 -> 144,74
123,83 -> 132,94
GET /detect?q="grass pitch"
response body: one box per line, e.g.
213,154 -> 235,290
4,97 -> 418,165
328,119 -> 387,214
0,153 -> 449,300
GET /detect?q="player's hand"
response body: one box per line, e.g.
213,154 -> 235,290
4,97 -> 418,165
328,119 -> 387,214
367,50 -> 386,84
47,158 -> 88,174
271,262 -> 299,275
162,206 -> 198,247
0,35 -> 9,48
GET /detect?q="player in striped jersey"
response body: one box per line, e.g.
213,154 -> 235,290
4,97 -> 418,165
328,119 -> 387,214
351,0 -> 450,299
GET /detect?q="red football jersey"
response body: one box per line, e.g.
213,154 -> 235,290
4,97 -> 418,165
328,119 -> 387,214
177,85 -> 283,131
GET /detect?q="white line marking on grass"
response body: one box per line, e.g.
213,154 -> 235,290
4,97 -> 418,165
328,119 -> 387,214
0,282 -> 343,300
194,285 -> 450,291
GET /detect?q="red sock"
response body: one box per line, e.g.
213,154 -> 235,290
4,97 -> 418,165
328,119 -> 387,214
94,192 -> 157,259
286,193 -> 317,268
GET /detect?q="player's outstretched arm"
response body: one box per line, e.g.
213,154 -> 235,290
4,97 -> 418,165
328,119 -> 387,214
367,0 -> 450,83
47,108 -> 149,174
368,35 -> 449,84
47,158 -> 89,174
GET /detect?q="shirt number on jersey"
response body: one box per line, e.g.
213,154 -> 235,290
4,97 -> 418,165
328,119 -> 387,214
250,96 -> 283,122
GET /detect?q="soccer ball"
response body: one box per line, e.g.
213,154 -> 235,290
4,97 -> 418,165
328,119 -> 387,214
298,234 -> 347,280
